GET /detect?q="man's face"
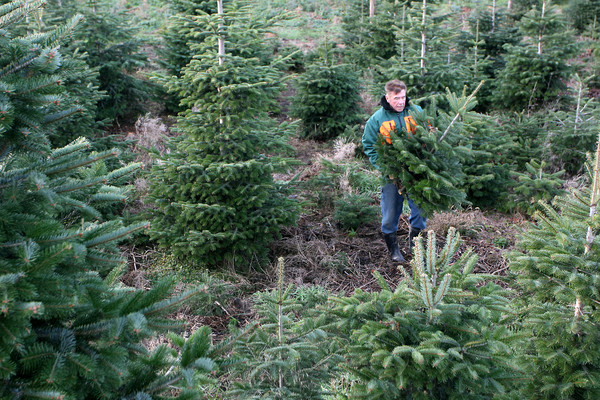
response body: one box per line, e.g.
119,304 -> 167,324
386,90 -> 406,112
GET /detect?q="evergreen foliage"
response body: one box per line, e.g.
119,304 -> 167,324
333,193 -> 379,231
341,0 -> 397,68
375,0 -> 474,98
226,258 -> 342,399
1,4 -> 218,397
494,2 -> 577,111
37,0 -> 150,123
160,0 -> 231,77
509,159 -> 565,215
496,112 -> 546,172
45,50 -> 107,147
291,55 -> 363,141
0,1 -> 108,146
329,228 -> 519,399
68,0 -> 149,122
459,10 -> 520,112
509,149 -> 600,398
565,0 -> 600,33
375,90 -> 476,217
547,77 -> 600,175
149,1 -> 299,268
456,107 -> 512,209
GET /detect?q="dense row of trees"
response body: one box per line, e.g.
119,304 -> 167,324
2,0 -> 600,398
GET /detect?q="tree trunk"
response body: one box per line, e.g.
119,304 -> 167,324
217,0 -> 225,65
491,0 -> 496,32
538,1 -> 546,55
400,4 -> 406,60
370,0 -> 376,17
420,0 -> 426,75
474,20 -> 479,78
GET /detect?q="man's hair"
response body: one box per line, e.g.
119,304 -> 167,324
385,80 -> 407,93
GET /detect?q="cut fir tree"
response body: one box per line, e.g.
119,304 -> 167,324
375,87 -> 480,217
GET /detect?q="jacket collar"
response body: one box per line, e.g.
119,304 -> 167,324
380,94 -> 412,112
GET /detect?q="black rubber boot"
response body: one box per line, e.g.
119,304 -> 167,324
383,233 -> 405,262
408,227 -> 422,253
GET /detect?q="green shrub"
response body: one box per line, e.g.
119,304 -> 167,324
333,193 -> 379,230
509,159 -> 565,215
508,158 -> 600,398
149,5 -> 299,268
328,228 -> 520,399
226,259 -> 342,399
291,60 -> 363,141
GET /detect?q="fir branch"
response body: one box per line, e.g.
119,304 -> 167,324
0,51 -> 39,79
50,137 -> 90,159
43,107 -> 82,125
439,80 -> 484,142
142,287 -> 204,317
19,389 -> 66,400
83,222 -> 149,248
45,150 -> 118,176
0,0 -> 45,30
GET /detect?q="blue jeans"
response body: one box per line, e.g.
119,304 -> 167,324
380,183 -> 427,234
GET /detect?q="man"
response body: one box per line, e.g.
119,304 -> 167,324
362,80 -> 426,262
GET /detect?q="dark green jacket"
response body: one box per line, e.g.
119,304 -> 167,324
362,95 -> 423,171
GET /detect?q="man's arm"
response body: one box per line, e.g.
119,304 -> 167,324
362,116 -> 381,171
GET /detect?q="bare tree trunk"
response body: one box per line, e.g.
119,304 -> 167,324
538,1 -> 546,55
370,0 -> 376,17
507,0 -> 512,11
400,4 -> 406,60
474,20 -> 479,78
585,133 -> 600,256
420,0 -> 426,75
492,0 -> 496,32
217,0 -> 225,66
574,76 -> 583,137
580,132 -> 600,319
217,0 -> 225,125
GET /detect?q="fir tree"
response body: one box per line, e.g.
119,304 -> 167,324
36,0 -> 150,123
329,228 -> 519,399
455,99 -> 512,209
494,1 -> 578,111
458,9 -> 520,112
496,111 -> 547,172
333,193 -> 380,231
375,88 -> 480,216
509,159 -> 565,215
547,76 -> 600,175
225,258 -> 342,399
290,46 -> 364,141
508,139 -> 600,398
149,1 -> 299,268
0,0 -> 108,146
1,4 -> 222,397
377,0 -> 472,97
341,0 -> 398,69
